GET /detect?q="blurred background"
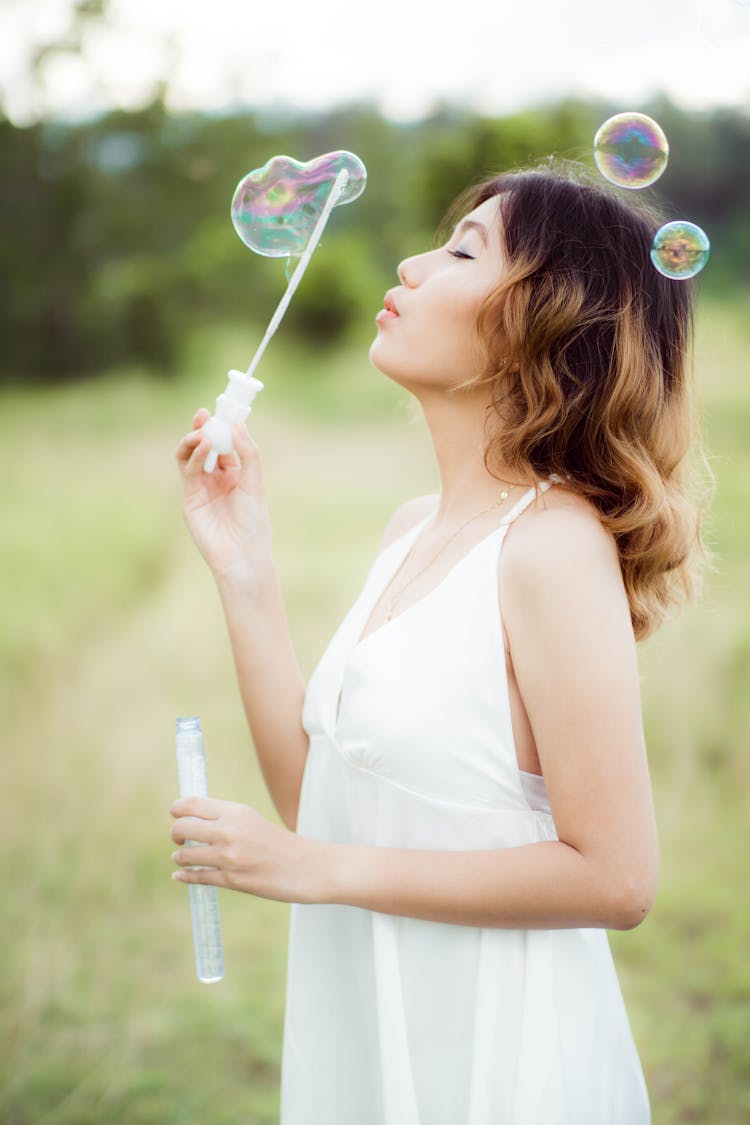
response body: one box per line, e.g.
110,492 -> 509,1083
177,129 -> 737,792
1,1 -> 748,1122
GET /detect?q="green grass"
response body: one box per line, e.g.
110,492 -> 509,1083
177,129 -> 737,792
1,297 -> 748,1122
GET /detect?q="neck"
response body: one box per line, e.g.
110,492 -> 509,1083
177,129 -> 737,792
417,388 -> 537,525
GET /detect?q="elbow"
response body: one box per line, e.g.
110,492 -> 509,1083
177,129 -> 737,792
604,869 -> 659,931
608,895 -> 654,932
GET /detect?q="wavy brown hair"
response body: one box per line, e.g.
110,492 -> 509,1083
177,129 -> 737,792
443,162 -> 713,641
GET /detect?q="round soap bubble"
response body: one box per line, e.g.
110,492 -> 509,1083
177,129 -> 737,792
650,221 -> 710,280
594,113 -> 669,189
231,151 -> 367,257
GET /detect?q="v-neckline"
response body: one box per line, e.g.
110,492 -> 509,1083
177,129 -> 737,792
333,520 -> 515,729
353,480 -> 555,653
353,515 -> 507,654
332,480 -> 557,730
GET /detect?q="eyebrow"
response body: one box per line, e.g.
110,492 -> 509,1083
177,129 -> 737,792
456,219 -> 489,245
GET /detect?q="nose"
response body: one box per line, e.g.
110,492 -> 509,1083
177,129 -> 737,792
397,250 -> 429,287
397,256 -> 415,287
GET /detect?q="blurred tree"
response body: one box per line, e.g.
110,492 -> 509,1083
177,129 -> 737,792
0,98 -> 747,384
25,1 -> 111,123
284,230 -> 387,345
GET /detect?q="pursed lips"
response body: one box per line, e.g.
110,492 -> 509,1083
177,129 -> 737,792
375,290 -> 401,325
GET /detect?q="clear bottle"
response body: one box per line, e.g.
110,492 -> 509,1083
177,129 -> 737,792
175,716 -> 225,983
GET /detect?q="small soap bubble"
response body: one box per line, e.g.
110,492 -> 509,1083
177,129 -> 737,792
231,150 -> 367,257
650,221 -> 710,280
594,113 -> 669,189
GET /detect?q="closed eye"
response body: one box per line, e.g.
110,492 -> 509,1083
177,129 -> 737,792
447,249 -> 475,260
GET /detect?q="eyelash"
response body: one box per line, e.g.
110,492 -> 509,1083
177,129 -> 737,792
448,249 -> 475,260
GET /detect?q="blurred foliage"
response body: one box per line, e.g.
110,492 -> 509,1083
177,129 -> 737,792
0,96 -> 749,383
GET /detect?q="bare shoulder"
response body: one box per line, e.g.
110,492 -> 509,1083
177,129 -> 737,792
375,493 -> 439,555
499,483 -> 627,615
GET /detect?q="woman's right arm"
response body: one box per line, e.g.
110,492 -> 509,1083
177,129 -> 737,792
176,410 -> 308,831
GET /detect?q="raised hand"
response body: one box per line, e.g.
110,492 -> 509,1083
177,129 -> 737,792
175,409 -> 274,590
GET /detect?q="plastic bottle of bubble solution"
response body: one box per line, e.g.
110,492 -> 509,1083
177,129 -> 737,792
175,716 -> 225,983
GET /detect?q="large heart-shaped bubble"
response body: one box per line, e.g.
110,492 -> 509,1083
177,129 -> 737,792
231,150 -> 367,257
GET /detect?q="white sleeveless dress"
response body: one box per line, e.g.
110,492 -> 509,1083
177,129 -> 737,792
280,483 -> 650,1125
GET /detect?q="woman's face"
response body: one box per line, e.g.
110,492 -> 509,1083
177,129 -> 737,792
369,195 -> 505,392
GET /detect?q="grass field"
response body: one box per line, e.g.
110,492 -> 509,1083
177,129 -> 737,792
1,297 -> 748,1123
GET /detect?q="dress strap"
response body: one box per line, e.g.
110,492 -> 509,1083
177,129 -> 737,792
500,479 -> 554,527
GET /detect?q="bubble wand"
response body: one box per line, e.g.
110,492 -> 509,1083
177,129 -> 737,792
201,151 -> 367,472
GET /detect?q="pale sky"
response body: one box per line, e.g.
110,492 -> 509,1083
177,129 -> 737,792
1,0 -> 749,124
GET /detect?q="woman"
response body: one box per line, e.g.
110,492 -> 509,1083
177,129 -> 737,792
171,163 -> 707,1123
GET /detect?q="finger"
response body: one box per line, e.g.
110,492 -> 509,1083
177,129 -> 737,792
175,427 -> 205,466
232,422 -> 264,491
183,431 -> 215,481
170,816 -> 221,846
172,866 -> 223,887
172,845 -> 218,868
215,448 -> 241,473
170,796 -> 222,820
176,408 -> 209,462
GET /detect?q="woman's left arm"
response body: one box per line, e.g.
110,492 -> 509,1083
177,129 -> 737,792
172,505 -> 659,931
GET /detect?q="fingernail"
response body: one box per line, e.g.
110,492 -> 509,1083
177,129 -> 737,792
171,871 -> 184,882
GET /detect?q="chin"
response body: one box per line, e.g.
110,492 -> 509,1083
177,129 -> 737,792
368,335 -> 392,375
369,333 -> 457,396
369,337 -> 411,388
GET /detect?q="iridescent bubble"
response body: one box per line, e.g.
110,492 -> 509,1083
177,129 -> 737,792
594,113 -> 669,189
650,221 -> 710,280
231,151 -> 367,257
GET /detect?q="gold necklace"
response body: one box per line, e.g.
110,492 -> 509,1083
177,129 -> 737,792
382,487 -> 520,624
